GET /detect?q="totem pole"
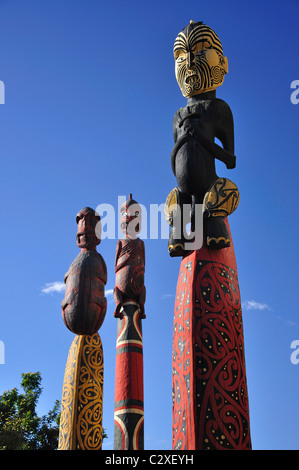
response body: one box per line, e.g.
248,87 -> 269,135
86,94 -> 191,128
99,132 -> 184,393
113,194 -> 146,450
58,207 -> 107,450
165,21 -> 251,450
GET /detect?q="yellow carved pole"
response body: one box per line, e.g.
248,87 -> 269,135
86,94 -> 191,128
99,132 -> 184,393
58,334 -> 104,450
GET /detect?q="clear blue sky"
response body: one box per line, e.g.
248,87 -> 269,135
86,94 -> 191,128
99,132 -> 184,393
0,0 -> 298,450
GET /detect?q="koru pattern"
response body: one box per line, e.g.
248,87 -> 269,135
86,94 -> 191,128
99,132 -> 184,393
58,333 -> 104,450
172,258 -> 251,450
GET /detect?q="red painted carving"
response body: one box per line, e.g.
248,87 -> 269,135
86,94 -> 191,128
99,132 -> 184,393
61,207 -> 107,335
172,220 -> 251,450
113,195 -> 146,318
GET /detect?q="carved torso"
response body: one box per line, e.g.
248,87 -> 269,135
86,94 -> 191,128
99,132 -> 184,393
115,237 -> 145,298
62,250 -> 107,334
172,96 -> 234,200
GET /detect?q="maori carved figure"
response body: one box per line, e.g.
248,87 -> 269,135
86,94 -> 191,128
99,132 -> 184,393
59,207 -> 107,450
113,194 -> 146,319
61,207 -> 107,335
113,194 -> 146,450
168,21 -> 251,450
165,21 -> 239,257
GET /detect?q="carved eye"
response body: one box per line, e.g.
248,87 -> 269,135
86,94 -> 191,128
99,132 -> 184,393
176,56 -> 185,63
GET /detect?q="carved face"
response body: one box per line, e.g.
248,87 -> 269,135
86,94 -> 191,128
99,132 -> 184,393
76,207 -> 101,250
174,21 -> 228,97
120,196 -> 141,238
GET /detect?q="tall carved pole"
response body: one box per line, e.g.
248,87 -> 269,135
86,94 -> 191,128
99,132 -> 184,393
58,207 -> 107,450
113,194 -> 146,450
165,21 -> 251,450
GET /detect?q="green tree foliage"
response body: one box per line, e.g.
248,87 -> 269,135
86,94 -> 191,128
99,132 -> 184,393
0,372 -> 60,450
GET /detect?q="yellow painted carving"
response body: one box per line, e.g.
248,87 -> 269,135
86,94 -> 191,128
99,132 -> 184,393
165,187 -> 179,225
58,333 -> 104,450
203,178 -> 239,218
174,21 -> 228,97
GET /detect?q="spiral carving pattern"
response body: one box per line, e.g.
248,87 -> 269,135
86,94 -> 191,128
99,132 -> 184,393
194,260 -> 251,449
58,335 -> 80,450
58,333 -> 104,450
210,65 -> 225,86
204,178 -> 240,218
172,261 -> 193,450
172,252 -> 251,450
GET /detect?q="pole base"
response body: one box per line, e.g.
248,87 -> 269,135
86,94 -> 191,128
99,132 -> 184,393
172,220 -> 251,450
58,333 -> 104,450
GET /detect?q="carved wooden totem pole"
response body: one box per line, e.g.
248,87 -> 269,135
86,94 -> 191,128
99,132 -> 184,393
165,21 -> 251,450
113,194 -> 146,450
58,207 -> 107,450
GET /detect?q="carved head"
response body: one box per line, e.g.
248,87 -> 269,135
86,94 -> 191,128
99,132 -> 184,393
174,20 -> 228,97
76,207 -> 101,250
120,194 -> 142,238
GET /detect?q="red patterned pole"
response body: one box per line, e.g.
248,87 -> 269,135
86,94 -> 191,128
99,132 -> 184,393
113,194 -> 146,450
172,220 -> 251,450
114,301 -> 144,450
